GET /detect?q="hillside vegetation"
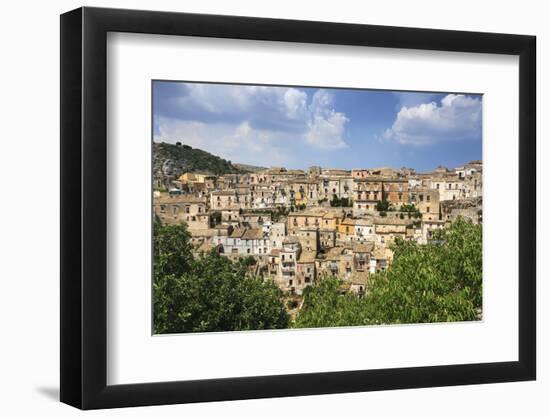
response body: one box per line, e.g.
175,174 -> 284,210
153,141 -> 247,176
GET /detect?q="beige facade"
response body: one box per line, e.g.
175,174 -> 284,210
288,210 -> 325,231
374,217 -> 409,246
409,188 -> 440,220
154,156 -> 482,301
154,194 -> 209,229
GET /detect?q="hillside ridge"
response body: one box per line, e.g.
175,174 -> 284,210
153,141 -> 249,176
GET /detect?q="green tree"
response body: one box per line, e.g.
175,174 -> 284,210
293,217 -> 482,327
330,195 -> 352,207
210,211 -> 222,225
376,200 -> 392,212
399,204 -> 422,219
153,219 -> 194,278
293,277 -> 368,328
364,217 -> 482,324
240,256 -> 257,267
153,222 -> 289,334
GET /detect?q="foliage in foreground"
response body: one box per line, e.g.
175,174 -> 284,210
294,217 -> 482,328
153,220 -> 289,334
154,217 -> 482,333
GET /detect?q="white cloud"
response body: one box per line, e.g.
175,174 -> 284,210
391,91 -> 441,109
159,84 -> 349,151
154,117 -> 292,167
283,88 -> 308,120
305,91 -> 348,149
234,121 -> 252,137
383,94 -> 482,145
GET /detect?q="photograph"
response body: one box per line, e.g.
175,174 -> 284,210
152,80 -> 483,334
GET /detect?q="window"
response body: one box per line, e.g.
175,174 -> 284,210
185,206 -> 190,213
419,194 -> 424,202
436,183 -> 440,189
427,207 -> 430,213
247,248 -> 251,254
172,206 -> 178,215
427,195 -> 430,202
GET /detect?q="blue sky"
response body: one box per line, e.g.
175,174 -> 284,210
153,81 -> 482,172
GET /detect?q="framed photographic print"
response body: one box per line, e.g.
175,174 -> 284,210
60,7 -> 536,409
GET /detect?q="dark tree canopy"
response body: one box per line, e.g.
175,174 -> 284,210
365,217 -> 482,324
292,277 -> 368,328
376,200 -> 392,212
294,217 -> 482,328
154,217 -> 481,333
153,222 -> 289,334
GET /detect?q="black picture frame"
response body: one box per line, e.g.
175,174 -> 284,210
60,6 -> 536,410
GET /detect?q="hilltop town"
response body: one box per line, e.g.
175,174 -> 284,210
153,142 -> 482,298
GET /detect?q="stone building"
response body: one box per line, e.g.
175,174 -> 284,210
319,229 -> 336,250
287,209 -> 325,231
292,227 -> 319,253
441,197 -> 482,225
408,188 -> 440,220
279,236 -> 302,294
219,227 -> 270,256
337,218 -> 356,243
268,222 -> 287,249
210,190 -> 238,209
421,219 -> 446,243
154,194 -> 209,229
429,176 -> 467,201
296,251 -> 317,290
352,177 -> 384,215
383,178 -> 409,208
354,217 -> 375,243
373,217 -> 410,246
